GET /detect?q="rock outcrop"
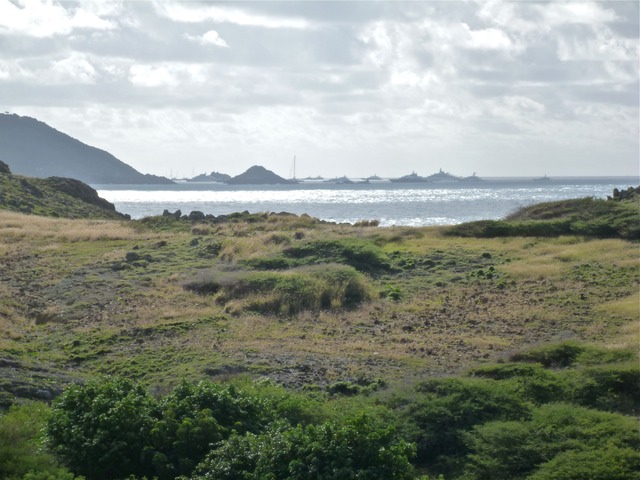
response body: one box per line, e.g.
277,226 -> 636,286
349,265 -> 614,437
43,176 -> 117,211
0,159 -> 10,174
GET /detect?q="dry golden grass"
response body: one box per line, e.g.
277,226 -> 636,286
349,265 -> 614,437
0,210 -> 145,242
594,292 -> 640,350
502,262 -> 565,279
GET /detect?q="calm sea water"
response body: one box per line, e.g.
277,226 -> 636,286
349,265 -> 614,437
97,177 -> 638,227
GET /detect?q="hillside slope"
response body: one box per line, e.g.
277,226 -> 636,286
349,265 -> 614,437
0,161 -> 127,219
446,190 -> 640,240
0,113 -> 173,185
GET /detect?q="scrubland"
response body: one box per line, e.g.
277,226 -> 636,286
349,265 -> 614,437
0,195 -> 638,479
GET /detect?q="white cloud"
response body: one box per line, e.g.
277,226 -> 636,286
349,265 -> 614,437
0,0 -> 116,38
50,53 -> 96,84
0,54 -> 97,84
463,25 -> 513,51
156,2 -> 311,29
128,63 -> 208,88
539,2 -> 618,26
184,30 -> 229,48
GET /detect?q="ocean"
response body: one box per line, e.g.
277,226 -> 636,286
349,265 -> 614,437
97,177 -> 638,227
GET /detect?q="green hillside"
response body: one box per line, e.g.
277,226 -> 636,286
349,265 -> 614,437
446,188 -> 640,240
0,162 -> 126,220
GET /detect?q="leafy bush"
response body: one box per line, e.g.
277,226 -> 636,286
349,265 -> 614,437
193,415 -> 416,480
463,403 -> 640,480
0,402 -> 79,480
509,341 -> 589,367
147,380 -> 275,480
47,377 -> 157,480
470,363 -> 567,404
510,341 -> 637,368
566,364 -> 640,415
527,446 -> 640,480
397,378 -> 530,475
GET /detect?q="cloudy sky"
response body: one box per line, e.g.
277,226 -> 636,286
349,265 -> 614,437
1,0 -> 638,179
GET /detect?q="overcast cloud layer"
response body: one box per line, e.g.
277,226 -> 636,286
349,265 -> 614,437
1,0 -> 638,178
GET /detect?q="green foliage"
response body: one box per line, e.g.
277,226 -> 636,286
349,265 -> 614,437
327,377 -> 387,397
527,446 -> 640,480
509,341 -> 591,367
193,415 -> 416,480
397,378 -> 530,475
0,402 -> 79,480
566,364 -> 640,415
147,380 -> 275,480
470,363 -> 567,404
46,377 -> 157,480
238,378 -> 328,427
463,403 -> 640,480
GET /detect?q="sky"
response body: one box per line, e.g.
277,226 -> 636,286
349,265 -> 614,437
0,0 -> 638,179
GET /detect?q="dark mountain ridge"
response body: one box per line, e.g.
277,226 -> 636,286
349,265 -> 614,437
0,113 -> 173,185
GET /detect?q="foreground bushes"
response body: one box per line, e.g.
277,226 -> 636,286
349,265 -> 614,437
5,342 -> 635,480
464,404 -> 640,480
194,416 -> 416,480
45,378 -> 414,480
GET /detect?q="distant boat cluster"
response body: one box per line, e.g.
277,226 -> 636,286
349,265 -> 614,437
388,169 -> 482,184
179,166 -> 497,185
175,165 -> 559,186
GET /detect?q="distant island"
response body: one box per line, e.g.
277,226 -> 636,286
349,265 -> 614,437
0,113 -> 173,185
226,165 -> 297,185
391,169 -> 483,183
186,171 -> 232,183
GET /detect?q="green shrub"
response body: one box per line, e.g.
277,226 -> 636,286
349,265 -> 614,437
47,377 -> 157,480
0,402 -> 79,480
397,378 -> 531,475
566,364 -> 640,415
509,342 -> 587,368
207,265 -> 371,315
464,403 -> 640,480
471,363 -> 567,404
147,380 -> 275,480
193,415 -> 416,480
528,446 -> 640,480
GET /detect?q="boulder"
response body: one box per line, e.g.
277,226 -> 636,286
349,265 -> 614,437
0,159 -> 10,174
43,176 -> 116,211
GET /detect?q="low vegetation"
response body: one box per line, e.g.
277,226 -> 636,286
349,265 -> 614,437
0,167 -> 125,220
446,194 -> 640,240
0,188 -> 638,478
